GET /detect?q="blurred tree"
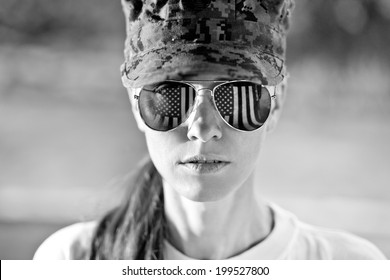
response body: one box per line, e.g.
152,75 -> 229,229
288,0 -> 390,63
0,0 -> 123,44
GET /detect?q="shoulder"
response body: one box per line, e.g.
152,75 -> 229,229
294,221 -> 386,260
33,221 -> 97,260
270,204 -> 386,260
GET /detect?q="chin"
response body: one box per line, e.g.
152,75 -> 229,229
176,180 -> 235,202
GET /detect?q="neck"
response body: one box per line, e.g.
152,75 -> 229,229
163,174 -> 272,259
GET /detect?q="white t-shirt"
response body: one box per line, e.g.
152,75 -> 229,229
33,204 -> 386,260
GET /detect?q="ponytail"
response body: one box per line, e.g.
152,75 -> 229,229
90,158 -> 165,259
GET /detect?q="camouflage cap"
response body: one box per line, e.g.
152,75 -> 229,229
121,0 -> 294,87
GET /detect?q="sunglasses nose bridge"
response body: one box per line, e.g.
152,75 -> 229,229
192,88 -> 216,112
191,87 -> 214,111
195,88 -> 213,97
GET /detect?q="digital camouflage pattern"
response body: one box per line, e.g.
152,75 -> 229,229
120,0 -> 294,87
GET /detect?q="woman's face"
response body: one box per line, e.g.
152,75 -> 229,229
129,81 -> 284,202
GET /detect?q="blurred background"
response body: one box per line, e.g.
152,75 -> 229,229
1,0 -> 389,259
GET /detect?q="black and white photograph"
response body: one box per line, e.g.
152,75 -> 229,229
1,0 -> 389,260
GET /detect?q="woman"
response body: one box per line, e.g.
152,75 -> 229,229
34,0 -> 386,260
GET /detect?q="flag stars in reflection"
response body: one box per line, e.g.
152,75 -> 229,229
155,88 -> 182,117
215,86 -> 234,117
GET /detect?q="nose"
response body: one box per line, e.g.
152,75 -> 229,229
186,89 -> 223,142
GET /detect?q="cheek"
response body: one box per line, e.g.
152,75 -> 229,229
144,130 -> 181,179
242,131 -> 266,163
145,132 -> 169,164
229,129 -> 267,179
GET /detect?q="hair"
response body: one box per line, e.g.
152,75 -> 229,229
89,158 -> 165,259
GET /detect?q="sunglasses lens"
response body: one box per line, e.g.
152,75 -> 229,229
214,81 -> 271,131
138,82 -> 196,131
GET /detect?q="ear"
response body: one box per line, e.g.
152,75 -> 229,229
126,87 -> 146,133
266,79 -> 287,133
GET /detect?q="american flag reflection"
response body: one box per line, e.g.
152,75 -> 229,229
214,83 -> 269,131
151,85 -> 196,129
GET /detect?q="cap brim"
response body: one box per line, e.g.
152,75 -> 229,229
121,44 -> 285,88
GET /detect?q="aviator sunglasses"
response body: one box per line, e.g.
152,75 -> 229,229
133,80 -> 276,132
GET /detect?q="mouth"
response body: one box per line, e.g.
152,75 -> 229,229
179,155 -> 230,173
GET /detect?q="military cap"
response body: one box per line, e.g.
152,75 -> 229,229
120,0 -> 294,87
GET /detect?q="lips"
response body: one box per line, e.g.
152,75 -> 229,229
179,155 -> 230,173
181,155 -> 228,164
187,160 -> 223,164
